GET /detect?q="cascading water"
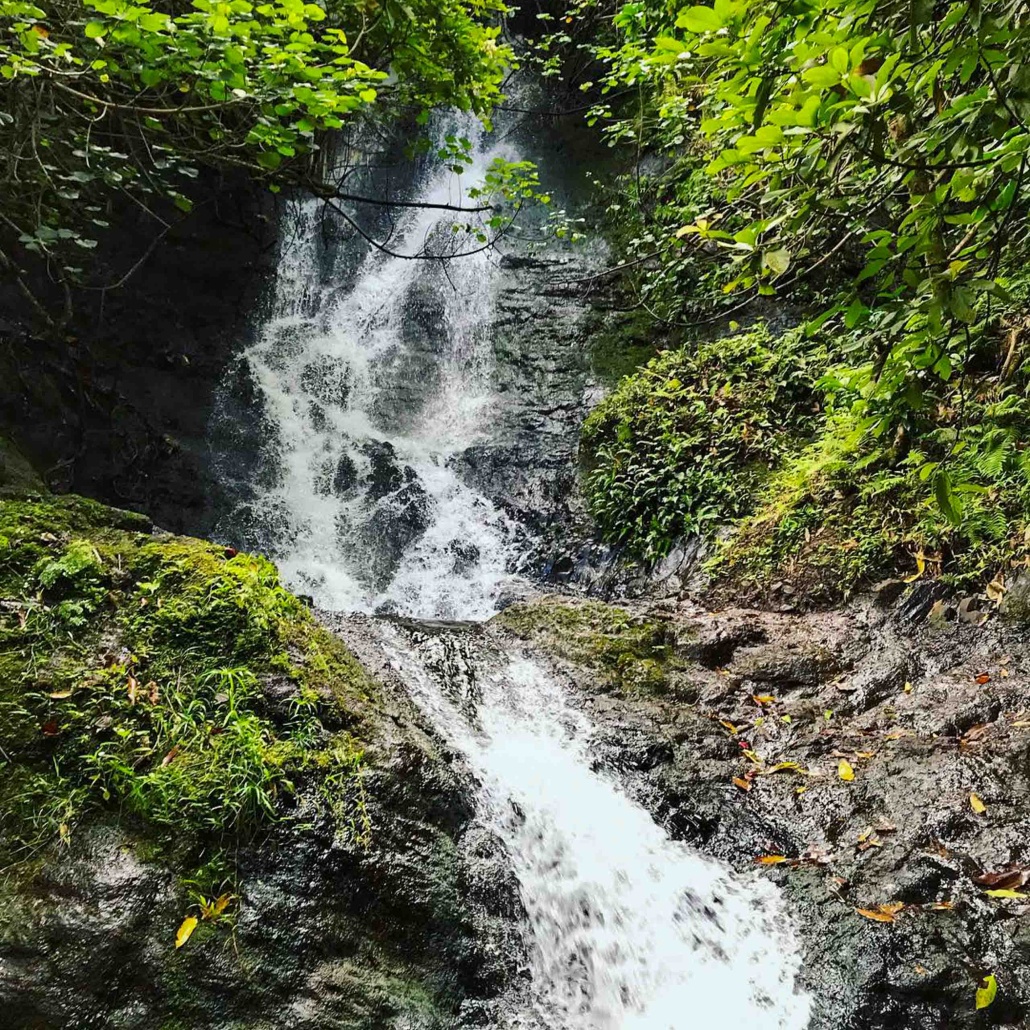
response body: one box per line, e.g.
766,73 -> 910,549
214,116 -> 812,1028
215,118 -> 527,620
381,627 -> 812,1030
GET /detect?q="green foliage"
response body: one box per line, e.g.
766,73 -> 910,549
534,0 -> 1030,538
581,324 -> 824,559
0,493 -> 377,867
0,0 -> 514,292
712,385 -> 1030,598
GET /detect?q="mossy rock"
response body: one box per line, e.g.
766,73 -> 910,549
494,597 -> 691,696
0,435 -> 45,498
0,485 -> 378,870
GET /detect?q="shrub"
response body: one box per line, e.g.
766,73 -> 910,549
581,323 -> 824,560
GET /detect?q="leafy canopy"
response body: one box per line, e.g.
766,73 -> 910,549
594,0 -> 1030,424
0,0 -> 513,287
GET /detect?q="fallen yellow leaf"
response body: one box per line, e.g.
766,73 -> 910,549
838,759 -> 855,782
732,776 -> 752,792
212,893 -> 233,917
986,576 -> 1006,604
753,694 -> 776,705
175,915 -> 198,949
719,719 -> 738,735
976,974 -> 998,1010
755,855 -> 788,865
985,889 -> 1028,899
856,903 -> 903,923
969,793 -> 986,814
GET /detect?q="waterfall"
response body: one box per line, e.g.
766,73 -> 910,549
380,626 -> 812,1030
215,117 -> 527,620
214,115 -> 812,1029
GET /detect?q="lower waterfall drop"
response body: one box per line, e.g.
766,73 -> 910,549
378,625 -> 812,1030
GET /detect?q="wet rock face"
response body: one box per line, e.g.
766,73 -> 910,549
444,254 -> 598,556
494,595 -> 1030,1029
0,671 -> 524,1030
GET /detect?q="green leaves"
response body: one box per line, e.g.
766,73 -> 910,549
0,0 -> 515,291
676,5 -> 723,33
934,470 -> 964,526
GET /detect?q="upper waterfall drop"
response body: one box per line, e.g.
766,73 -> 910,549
215,118 -> 531,621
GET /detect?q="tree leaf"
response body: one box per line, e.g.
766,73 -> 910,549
763,248 -> 790,276
676,5 -> 724,32
969,793 -> 986,814
175,916 -> 198,949
976,974 -> 997,1010
838,759 -> 855,781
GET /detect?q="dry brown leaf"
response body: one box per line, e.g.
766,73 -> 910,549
969,793 -> 987,814
975,673 -> 991,685
126,675 -> 139,705
930,901 -> 954,911
974,867 -> 1029,890
48,689 -> 73,699
986,576 -> 1006,604
160,746 -> 180,769
732,776 -> 752,792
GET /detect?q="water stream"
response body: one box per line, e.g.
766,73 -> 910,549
214,120 -> 812,1029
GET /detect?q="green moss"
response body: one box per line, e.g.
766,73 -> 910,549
0,491 -> 376,870
495,598 -> 689,695
711,399 -> 1030,600
586,307 -> 669,385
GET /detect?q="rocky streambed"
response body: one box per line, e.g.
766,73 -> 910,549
3,468 -> 1029,1028
483,592 -> 1030,1029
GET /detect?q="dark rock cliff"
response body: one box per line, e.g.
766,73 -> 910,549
0,175 -> 277,537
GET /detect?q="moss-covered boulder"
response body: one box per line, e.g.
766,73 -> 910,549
494,596 -> 697,697
0,473 -> 520,1029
